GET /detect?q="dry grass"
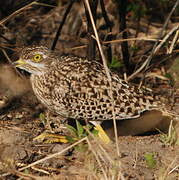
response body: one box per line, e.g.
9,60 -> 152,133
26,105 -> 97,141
0,1 -> 179,179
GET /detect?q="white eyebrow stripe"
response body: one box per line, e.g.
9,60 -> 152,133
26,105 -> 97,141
26,59 -> 46,68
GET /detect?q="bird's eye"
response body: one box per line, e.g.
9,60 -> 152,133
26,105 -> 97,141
33,54 -> 42,62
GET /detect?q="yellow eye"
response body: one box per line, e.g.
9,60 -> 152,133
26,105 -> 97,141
33,54 -> 42,62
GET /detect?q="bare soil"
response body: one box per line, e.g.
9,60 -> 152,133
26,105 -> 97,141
0,96 -> 178,179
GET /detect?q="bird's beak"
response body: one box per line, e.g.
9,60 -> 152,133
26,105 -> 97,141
13,59 -> 27,67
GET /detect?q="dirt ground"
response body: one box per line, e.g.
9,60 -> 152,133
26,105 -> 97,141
0,92 -> 178,179
0,1 -> 179,179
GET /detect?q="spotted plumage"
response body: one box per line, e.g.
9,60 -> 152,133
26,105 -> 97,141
15,46 -> 164,123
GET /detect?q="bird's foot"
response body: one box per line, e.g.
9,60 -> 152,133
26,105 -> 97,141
36,112 -> 72,143
33,131 -> 69,143
94,124 -> 111,144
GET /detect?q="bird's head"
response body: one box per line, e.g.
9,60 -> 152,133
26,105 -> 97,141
13,46 -> 56,75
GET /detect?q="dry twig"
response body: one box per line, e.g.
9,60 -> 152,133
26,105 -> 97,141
84,0 -> 120,159
128,0 -> 179,81
1,137 -> 87,177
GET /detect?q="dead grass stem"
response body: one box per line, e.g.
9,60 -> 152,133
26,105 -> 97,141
84,0 -> 121,163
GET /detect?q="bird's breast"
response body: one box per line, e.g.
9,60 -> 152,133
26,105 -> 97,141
30,74 -> 70,117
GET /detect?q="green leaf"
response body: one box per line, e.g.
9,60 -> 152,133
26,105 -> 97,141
108,56 -> 123,69
39,113 -> 46,126
66,136 -> 76,143
144,153 -> 157,169
86,124 -> 93,130
91,129 -> 99,136
76,120 -> 84,138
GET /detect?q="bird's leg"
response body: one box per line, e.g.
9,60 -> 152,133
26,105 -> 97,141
45,111 -> 68,134
33,111 -> 69,143
90,121 -> 111,144
45,111 -> 54,132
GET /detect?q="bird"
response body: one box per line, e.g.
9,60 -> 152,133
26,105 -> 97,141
13,46 -> 169,143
